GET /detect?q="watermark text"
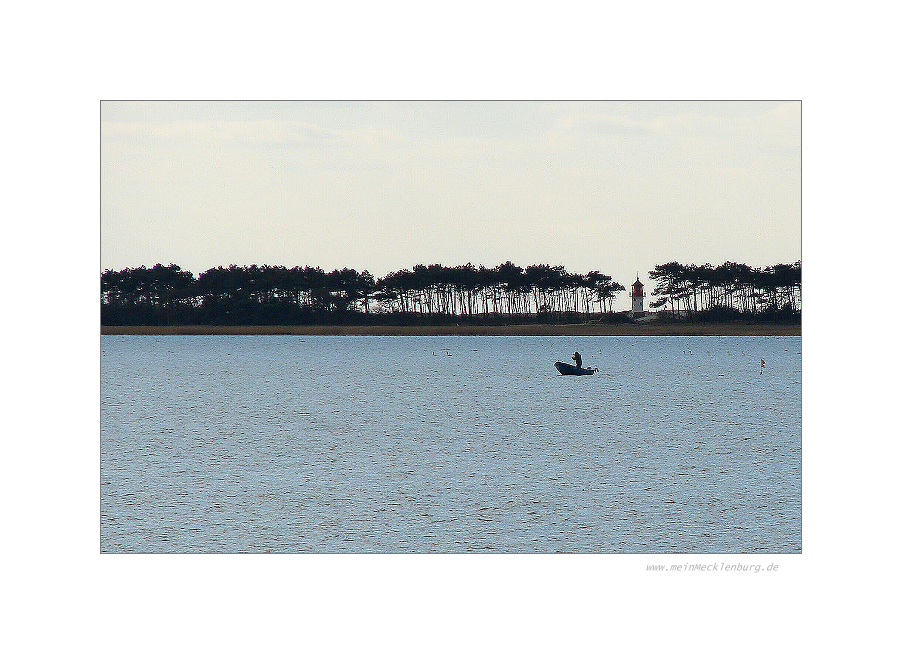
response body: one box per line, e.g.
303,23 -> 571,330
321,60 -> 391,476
646,562 -> 779,573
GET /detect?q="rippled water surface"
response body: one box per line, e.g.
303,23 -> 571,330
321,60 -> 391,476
101,335 -> 801,553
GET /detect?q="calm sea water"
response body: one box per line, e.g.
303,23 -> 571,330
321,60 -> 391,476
101,335 -> 801,553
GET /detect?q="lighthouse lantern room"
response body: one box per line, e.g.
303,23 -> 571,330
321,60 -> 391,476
631,276 -> 645,317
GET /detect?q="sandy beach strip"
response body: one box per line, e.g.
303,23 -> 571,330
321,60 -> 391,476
101,323 -> 801,336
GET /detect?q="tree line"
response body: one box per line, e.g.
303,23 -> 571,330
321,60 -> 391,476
101,259 -> 800,326
648,260 -> 801,321
100,262 -> 627,325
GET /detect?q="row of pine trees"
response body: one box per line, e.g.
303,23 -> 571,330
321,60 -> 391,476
101,260 -> 800,325
648,261 -> 801,318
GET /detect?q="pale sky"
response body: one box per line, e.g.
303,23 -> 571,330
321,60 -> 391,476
101,100 -> 800,310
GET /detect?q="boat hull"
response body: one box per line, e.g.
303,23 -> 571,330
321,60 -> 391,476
555,361 -> 594,375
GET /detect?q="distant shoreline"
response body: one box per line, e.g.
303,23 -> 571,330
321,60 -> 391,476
101,323 -> 801,336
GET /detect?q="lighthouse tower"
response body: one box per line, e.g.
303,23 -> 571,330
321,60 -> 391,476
631,276 -> 645,317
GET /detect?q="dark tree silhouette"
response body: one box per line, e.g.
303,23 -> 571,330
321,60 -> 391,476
100,258 -> 800,326
648,260 -> 800,321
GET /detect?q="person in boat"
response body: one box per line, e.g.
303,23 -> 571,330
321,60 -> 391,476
572,351 -> 582,368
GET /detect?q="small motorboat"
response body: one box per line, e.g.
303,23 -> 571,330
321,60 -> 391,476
555,361 -> 597,375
